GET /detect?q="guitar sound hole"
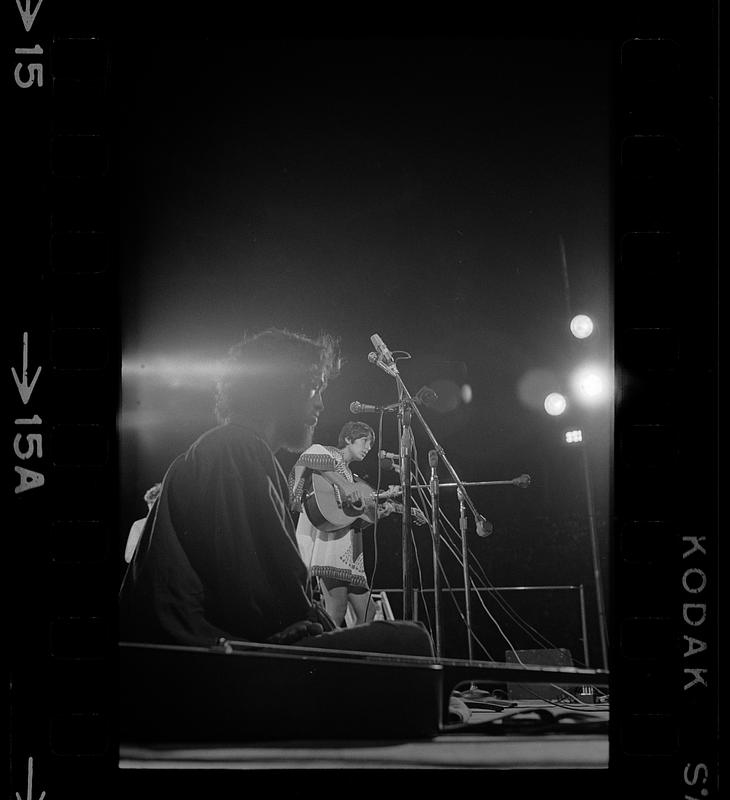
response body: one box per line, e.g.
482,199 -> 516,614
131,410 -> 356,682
343,498 -> 364,515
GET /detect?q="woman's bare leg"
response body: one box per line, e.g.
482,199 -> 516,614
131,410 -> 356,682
319,578 -> 350,626
348,588 -> 377,625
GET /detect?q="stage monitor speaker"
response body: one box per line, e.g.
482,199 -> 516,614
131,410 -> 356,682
505,648 -> 574,702
120,641 -> 443,742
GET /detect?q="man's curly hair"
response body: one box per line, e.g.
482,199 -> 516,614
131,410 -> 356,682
214,328 -> 340,424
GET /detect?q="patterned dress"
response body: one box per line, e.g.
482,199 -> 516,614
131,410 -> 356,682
289,444 -> 368,589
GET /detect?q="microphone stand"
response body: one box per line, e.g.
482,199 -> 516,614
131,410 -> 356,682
429,450 -> 442,658
398,393 -> 415,621
456,487 -> 474,664
410,477 -> 531,489
369,350 -> 492,663
370,354 -> 418,622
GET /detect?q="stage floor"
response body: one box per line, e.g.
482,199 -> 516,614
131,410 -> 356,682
120,701 -> 609,770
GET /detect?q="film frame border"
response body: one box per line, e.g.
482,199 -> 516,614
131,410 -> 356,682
9,2 -> 121,797
7,5 -> 718,798
612,19 -> 718,796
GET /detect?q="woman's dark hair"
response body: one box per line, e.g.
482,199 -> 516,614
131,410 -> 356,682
337,420 -> 375,448
215,328 -> 340,423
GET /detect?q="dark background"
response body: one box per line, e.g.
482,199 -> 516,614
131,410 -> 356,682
116,38 -> 612,666
6,0 -> 718,794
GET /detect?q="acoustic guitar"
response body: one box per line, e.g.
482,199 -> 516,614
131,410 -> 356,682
302,472 -> 429,532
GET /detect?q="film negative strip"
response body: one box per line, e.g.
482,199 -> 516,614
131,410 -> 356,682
9,3 -> 118,799
613,15 -> 718,798
8,4 -> 717,799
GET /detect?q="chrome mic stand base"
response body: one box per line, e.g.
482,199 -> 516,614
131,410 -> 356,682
457,684 -> 517,710
458,684 -> 491,700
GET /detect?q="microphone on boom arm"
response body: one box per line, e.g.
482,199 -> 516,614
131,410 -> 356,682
349,401 -> 399,414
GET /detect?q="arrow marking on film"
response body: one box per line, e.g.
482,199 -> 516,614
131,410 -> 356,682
11,332 -> 42,405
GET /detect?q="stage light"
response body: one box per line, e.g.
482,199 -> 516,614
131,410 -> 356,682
570,364 -> 611,406
544,392 -> 567,416
565,429 -> 583,444
517,368 -> 561,411
570,314 -> 594,339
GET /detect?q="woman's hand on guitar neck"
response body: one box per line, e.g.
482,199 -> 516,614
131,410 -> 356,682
374,501 -> 428,525
377,501 -> 397,518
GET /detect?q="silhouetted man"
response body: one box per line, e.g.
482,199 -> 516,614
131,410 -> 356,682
119,328 -> 432,657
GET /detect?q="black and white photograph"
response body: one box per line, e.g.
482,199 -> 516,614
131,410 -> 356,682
7,3 -> 718,796
116,36 -> 613,768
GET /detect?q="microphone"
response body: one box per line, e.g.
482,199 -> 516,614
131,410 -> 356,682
429,449 -> 439,492
379,456 -> 400,472
415,386 -> 439,407
475,514 -> 494,538
370,333 -> 395,364
378,450 -> 400,471
349,401 -> 398,414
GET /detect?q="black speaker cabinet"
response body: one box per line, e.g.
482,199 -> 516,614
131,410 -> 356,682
120,642 -> 443,742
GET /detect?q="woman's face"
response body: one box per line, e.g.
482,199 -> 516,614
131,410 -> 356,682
346,435 -> 373,462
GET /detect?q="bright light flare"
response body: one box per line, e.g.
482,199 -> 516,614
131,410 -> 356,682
570,314 -> 594,339
570,364 -> 612,405
565,429 -> 583,444
122,356 -> 226,387
544,392 -> 567,416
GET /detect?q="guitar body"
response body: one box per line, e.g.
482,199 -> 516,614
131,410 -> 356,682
302,473 -> 380,532
302,472 -> 427,533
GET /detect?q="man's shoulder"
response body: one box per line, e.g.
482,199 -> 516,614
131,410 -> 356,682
188,424 -> 267,460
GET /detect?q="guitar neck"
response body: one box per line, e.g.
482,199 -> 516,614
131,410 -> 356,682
369,487 -> 401,502
389,502 -> 424,520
